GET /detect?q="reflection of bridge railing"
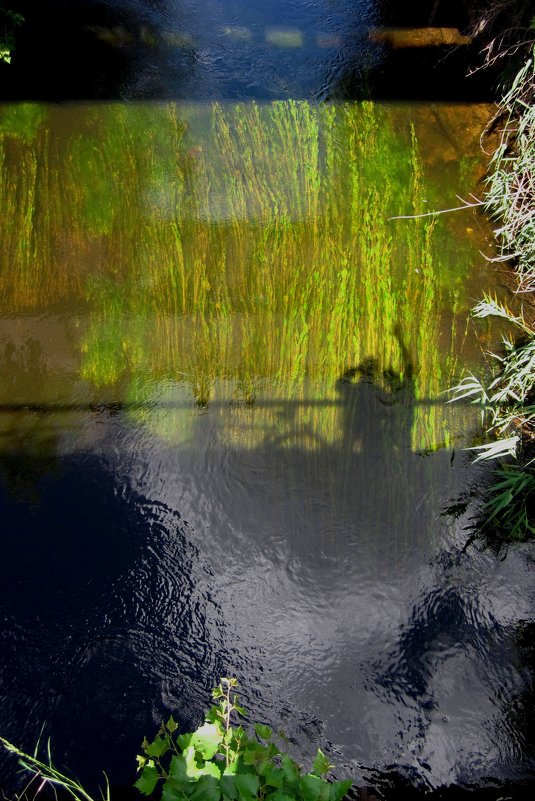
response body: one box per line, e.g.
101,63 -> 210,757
0,397 -> 472,414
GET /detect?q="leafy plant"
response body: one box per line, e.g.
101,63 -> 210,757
484,463 -> 535,539
135,678 -> 352,801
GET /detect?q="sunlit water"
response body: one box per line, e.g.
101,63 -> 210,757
0,3 -> 534,800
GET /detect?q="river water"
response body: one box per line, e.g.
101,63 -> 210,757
0,1 -> 534,799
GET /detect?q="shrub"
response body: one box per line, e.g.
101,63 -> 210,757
135,678 -> 352,801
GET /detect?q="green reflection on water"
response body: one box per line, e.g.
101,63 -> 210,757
0,101 -> 488,453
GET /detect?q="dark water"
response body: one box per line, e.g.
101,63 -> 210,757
6,0 -> 497,101
0,2 -> 534,800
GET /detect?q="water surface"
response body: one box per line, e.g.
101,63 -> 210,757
0,5 -> 534,799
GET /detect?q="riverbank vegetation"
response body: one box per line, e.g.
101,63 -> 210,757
0,679 -> 353,801
450,21 -> 535,539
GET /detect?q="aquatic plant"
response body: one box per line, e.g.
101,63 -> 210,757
0,100 -> 486,452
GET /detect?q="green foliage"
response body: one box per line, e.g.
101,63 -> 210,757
0,5 -> 24,63
485,47 -> 535,292
135,678 -> 352,801
485,464 -> 535,539
448,45 -> 535,541
448,295 -> 534,456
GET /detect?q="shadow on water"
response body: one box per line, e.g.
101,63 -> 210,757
2,362 -> 534,798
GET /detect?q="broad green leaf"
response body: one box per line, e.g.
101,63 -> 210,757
235,771 -> 260,800
145,735 -> 170,758
243,742 -> 268,766
263,765 -> 284,788
299,774 -> 322,801
255,724 -> 273,741
191,723 -> 221,759
266,792 -> 293,801
312,749 -> 332,777
170,754 -> 189,787
134,763 -> 159,795
190,775 -> 221,801
329,779 -> 352,801
281,754 -> 300,786
200,761 -> 222,779
162,781 -> 189,801
184,744 -> 204,778
177,732 -> 193,752
220,774 -> 239,799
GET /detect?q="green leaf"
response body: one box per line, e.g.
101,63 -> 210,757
134,763 -> 160,795
184,744 -> 204,778
177,732 -> 193,752
281,754 -> 300,786
170,754 -> 189,787
235,772 -> 260,800
145,735 -> 171,758
266,792 -> 293,801
254,724 -> 273,741
189,775 -> 221,801
162,781 -> 189,801
167,715 -> 178,734
312,749 -> 332,777
263,765 -> 284,788
200,761 -> 222,779
191,723 -> 221,759
243,742 -> 268,766
220,774 -> 239,799
299,774 -> 322,801
329,780 -> 352,801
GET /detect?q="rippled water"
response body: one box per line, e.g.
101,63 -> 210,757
0,2 -> 534,800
